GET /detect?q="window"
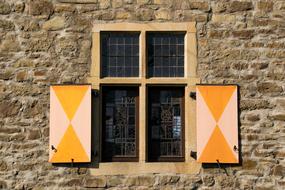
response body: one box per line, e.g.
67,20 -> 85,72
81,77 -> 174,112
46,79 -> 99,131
147,32 -> 185,77
102,86 -> 139,161
90,22 -> 198,174
101,32 -> 139,77
148,87 -> 185,162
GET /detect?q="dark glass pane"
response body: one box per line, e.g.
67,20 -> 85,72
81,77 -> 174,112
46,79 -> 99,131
102,87 -> 139,161
101,32 -> 140,77
147,32 -> 185,77
148,87 -> 184,161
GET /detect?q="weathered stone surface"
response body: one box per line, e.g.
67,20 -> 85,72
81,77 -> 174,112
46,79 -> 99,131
158,175 -> 180,185
0,19 -> 14,31
27,129 -> 41,140
137,0 -> 150,5
57,0 -> 98,3
0,34 -> 20,52
42,16 -> 66,31
0,69 -> 13,80
0,160 -> 7,171
14,1 -> 25,13
228,1 -> 253,12
107,176 -> 123,187
257,1 -> 274,12
269,112 -> 285,121
99,0 -> 110,9
243,160 -> 257,170
0,100 -> 21,118
84,176 -> 107,188
0,1 -> 11,14
136,9 -> 153,21
232,30 -> 255,39
29,0 -> 53,16
125,175 -> 155,187
155,9 -> 171,20
0,181 -> 7,189
257,82 -> 283,94
189,1 -> 210,11
16,71 -> 28,82
212,14 -> 236,23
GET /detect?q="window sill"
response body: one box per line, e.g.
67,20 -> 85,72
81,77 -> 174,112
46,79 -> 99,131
90,161 -> 201,175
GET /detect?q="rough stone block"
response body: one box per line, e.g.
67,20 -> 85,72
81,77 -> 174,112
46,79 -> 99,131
0,1 -> 11,14
57,0 -> 98,3
84,176 -> 107,188
189,1 -> 210,11
29,0 -> 53,16
42,16 -> 66,31
228,1 -> 253,12
257,1 -> 274,12
154,9 -> 171,20
0,19 -> 15,31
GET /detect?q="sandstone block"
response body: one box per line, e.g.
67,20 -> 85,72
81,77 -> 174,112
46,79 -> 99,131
29,0 -> 53,16
57,0 -> 98,3
243,160 -> 257,170
158,175 -> 180,185
42,16 -> 66,31
16,71 -> 28,82
232,30 -> 255,39
137,0 -> 150,5
246,113 -> 260,122
0,160 -> 7,171
257,1 -> 274,12
212,14 -> 236,23
136,9 -> 153,21
0,34 -> 20,52
229,1 -> 253,12
155,9 -> 171,20
189,1 -> 210,11
0,101 -> 21,118
112,0 -> 123,8
84,176 -> 107,188
269,112 -> 285,121
0,127 -> 21,134
14,1 -> 25,13
99,0 -> 110,9
0,70 -> 13,80
257,82 -> 283,94
0,19 -> 15,31
116,11 -> 131,19
27,129 -> 41,140
0,181 -> 7,189
0,1 -> 11,14
107,176 -> 123,187
125,175 -> 155,187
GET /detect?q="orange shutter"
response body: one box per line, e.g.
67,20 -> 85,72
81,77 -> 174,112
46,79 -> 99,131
196,85 -> 239,163
49,85 -> 91,163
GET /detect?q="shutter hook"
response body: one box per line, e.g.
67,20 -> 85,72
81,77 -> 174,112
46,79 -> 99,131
51,145 -> 57,152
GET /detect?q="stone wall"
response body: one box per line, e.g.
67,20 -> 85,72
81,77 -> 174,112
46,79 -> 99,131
0,0 -> 284,189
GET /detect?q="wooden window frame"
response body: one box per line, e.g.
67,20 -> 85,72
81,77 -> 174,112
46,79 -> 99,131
88,22 -> 200,175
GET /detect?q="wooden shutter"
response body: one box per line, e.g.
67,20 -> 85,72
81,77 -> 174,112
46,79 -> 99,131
196,85 -> 239,163
49,85 -> 91,163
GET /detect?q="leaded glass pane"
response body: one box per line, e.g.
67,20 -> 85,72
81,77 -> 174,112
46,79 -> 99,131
147,32 -> 185,77
102,87 -> 138,161
101,32 -> 139,77
148,87 -> 184,161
